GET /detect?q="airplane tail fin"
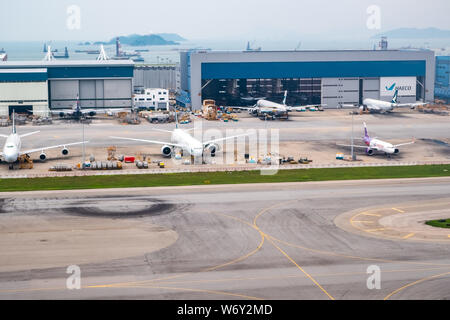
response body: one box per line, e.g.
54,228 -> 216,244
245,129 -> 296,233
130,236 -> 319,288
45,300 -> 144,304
12,110 -> 16,134
363,122 -> 369,139
391,89 -> 398,104
282,90 -> 287,106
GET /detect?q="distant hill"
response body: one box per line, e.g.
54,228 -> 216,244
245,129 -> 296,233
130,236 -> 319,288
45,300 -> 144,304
102,34 -> 179,46
156,33 -> 186,42
372,27 -> 450,39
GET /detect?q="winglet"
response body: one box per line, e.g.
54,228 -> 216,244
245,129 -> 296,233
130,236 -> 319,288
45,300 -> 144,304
282,90 -> 287,106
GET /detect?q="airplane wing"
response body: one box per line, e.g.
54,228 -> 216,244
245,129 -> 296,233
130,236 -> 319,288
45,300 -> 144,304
203,133 -> 251,146
51,109 -> 74,116
19,131 -> 40,138
110,136 -> 184,148
337,144 -> 372,149
395,102 -> 427,108
20,141 -> 88,155
393,140 -> 415,147
0,134 -> 9,138
340,103 -> 360,108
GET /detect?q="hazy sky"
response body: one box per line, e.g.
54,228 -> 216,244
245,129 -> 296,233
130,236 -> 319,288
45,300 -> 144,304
1,0 -> 450,42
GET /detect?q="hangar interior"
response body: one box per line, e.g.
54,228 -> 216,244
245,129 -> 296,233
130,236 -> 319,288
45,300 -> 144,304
183,50 -> 435,109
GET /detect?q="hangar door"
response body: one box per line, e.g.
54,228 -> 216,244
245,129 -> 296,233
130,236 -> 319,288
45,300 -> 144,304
9,105 -> 32,115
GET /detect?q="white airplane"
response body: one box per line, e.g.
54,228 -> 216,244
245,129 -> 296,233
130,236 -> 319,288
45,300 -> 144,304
52,95 -> 98,119
343,89 -> 427,113
53,95 -> 134,119
338,122 -> 414,156
0,112 -> 88,169
236,91 -> 326,118
111,108 -> 250,158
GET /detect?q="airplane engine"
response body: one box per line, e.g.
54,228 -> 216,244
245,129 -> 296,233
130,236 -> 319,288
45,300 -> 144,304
88,111 -> 96,117
61,148 -> 69,156
206,143 -> 220,157
161,145 -> 172,157
59,112 -> 65,118
39,153 -> 47,161
394,149 -> 399,154
366,148 -> 374,156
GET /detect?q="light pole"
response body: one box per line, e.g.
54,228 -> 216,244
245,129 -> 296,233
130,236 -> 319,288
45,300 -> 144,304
82,118 -> 86,169
351,112 -> 355,161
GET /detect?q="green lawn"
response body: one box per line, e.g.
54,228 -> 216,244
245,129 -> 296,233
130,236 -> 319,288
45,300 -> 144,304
0,164 -> 449,192
425,219 -> 450,229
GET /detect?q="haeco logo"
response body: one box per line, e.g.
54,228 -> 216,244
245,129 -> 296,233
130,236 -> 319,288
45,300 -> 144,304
385,83 -> 412,92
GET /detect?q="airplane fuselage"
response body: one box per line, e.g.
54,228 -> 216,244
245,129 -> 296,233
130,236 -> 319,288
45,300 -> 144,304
363,98 -> 395,112
171,128 -> 203,157
366,138 -> 399,154
2,134 -> 21,163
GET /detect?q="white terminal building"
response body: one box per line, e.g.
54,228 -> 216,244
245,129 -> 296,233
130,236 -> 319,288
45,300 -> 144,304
133,88 -> 169,110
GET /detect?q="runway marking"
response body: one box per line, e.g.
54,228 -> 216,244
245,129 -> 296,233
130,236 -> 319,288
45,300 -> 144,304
264,235 -> 335,300
360,212 -> 382,217
146,266 -> 450,286
384,271 -> 450,300
365,228 -> 386,232
351,220 -> 374,223
83,211 -> 266,292
402,233 -> 415,239
392,207 -> 405,213
252,200 -> 335,300
116,284 -> 264,300
268,234 -> 450,267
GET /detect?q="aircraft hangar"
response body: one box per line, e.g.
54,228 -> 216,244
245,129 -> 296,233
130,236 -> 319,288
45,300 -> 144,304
0,60 -> 134,116
180,49 -> 436,109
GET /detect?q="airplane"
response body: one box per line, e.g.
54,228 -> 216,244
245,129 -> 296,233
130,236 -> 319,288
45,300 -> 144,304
110,107 -> 250,159
235,91 -> 326,118
342,89 -> 427,113
52,95 -> 97,119
52,95 -> 134,119
338,122 -> 414,157
0,112 -> 88,169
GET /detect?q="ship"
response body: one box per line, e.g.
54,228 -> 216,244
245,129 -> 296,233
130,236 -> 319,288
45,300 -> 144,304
53,47 -> 70,59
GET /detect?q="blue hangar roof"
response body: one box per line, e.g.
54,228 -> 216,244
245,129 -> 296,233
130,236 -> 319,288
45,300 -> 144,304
0,68 -> 48,81
201,60 -> 426,79
0,60 -> 135,80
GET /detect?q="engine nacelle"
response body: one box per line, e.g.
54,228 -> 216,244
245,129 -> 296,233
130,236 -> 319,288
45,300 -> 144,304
61,148 -> 69,156
205,143 -> 220,157
366,148 -> 374,156
39,153 -> 47,161
394,148 -> 399,154
59,112 -> 65,118
161,145 -> 172,157
88,111 -> 96,117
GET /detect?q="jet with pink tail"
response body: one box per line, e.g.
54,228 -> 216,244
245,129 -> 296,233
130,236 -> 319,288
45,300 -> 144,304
339,122 -> 415,156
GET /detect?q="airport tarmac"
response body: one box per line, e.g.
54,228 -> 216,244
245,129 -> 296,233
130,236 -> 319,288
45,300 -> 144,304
0,109 -> 449,174
0,177 -> 449,299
